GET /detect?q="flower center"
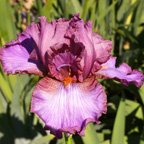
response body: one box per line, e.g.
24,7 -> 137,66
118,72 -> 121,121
101,65 -> 108,70
63,77 -> 73,86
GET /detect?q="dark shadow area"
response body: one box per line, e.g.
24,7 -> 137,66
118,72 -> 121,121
0,113 -> 37,144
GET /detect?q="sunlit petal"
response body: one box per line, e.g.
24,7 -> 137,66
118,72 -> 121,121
96,57 -> 144,87
31,77 -> 107,138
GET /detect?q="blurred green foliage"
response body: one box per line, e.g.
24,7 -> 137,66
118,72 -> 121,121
0,0 -> 144,144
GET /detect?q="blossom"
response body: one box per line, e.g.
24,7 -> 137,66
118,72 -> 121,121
0,14 -> 143,138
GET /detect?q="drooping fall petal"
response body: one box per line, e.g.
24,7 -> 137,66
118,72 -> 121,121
96,57 -> 144,87
0,35 -> 43,75
31,77 -> 107,138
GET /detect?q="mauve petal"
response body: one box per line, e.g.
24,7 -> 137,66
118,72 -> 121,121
38,17 -> 69,64
31,77 -> 107,138
0,40 -> 43,75
47,41 -> 84,82
18,22 -> 43,63
93,33 -> 112,63
52,52 -> 75,70
21,22 -> 40,46
20,17 -> 68,66
65,15 -> 96,79
96,57 -> 144,87
47,52 -> 75,80
48,52 -> 81,81
0,20 -> 48,75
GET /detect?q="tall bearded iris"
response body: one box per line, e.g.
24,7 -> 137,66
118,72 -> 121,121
0,14 -> 144,138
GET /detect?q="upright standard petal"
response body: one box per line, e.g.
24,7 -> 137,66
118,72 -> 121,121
93,33 -> 112,64
65,15 -> 96,79
38,17 -> 70,64
31,77 -> 107,138
96,57 -> 144,87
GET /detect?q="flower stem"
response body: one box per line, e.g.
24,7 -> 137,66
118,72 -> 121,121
63,133 -> 73,144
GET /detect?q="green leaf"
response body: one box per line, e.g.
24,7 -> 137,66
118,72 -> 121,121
100,140 -> 110,144
111,98 -> 125,144
82,123 -> 100,144
81,0 -> 95,19
70,0 -> 82,13
139,85 -> 144,105
98,0 -> 117,22
0,73 -> 13,102
36,0 -> 43,15
125,99 -> 143,120
96,0 -> 117,37
0,92 -> 5,113
133,0 -> 144,35
140,130 -> 144,144
29,135 -> 54,144
7,75 -> 17,92
11,75 -> 30,120
41,0 -> 57,21
64,134 -> 73,144
0,0 -> 16,42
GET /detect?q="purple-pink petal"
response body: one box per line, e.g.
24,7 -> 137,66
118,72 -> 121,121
96,57 -> 144,87
93,33 -> 112,64
49,52 -> 77,80
65,15 -> 96,79
31,77 -> 107,138
38,17 -> 70,64
0,39 -> 43,75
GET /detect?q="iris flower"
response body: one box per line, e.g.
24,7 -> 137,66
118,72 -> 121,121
0,14 -> 143,138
